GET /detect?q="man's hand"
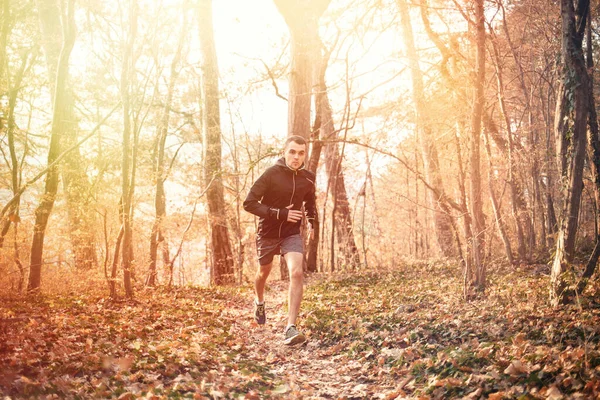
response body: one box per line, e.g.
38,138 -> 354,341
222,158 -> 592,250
286,204 -> 303,223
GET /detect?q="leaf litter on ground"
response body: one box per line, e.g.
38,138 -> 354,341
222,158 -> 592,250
1,260 -> 600,399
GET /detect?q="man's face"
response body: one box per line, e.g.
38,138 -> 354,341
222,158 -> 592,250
284,141 -> 306,170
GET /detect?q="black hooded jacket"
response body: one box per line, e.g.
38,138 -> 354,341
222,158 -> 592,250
243,157 -> 316,239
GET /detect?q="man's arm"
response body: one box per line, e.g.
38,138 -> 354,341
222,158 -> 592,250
243,169 -> 289,221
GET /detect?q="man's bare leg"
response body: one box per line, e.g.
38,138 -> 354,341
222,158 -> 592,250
255,262 -> 273,304
284,252 -> 304,327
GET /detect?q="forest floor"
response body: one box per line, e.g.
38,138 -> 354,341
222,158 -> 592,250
1,260 -> 600,399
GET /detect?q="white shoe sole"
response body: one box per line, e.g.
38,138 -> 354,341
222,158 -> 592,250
284,333 -> 306,346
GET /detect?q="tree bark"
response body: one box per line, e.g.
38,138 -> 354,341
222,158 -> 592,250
27,0 -> 76,292
550,0 -> 589,305
470,0 -> 486,289
575,12 -> 600,296
199,0 -> 234,285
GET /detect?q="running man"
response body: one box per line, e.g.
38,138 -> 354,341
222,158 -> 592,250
243,135 -> 316,345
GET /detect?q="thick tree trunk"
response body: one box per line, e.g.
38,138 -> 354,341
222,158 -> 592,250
273,0 -> 330,140
37,0 -> 97,270
576,15 -> 600,295
397,0 -> 455,258
199,0 -> 234,285
274,0 -> 331,277
550,0 -> 589,305
27,0 -> 76,292
470,0 -> 486,289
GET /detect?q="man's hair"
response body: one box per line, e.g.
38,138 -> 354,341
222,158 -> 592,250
284,135 -> 307,149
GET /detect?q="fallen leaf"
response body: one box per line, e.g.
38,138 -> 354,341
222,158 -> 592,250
545,385 -> 563,400
488,392 -> 505,400
504,360 -> 528,376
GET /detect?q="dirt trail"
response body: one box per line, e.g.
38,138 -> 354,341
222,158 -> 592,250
223,279 -> 397,399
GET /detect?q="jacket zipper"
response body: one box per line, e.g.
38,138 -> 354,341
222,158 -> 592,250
279,171 -> 297,237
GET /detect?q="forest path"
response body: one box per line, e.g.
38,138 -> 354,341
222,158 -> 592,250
222,278 -> 398,399
3,262 -> 599,399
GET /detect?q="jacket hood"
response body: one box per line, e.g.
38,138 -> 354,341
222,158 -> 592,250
276,157 -> 305,171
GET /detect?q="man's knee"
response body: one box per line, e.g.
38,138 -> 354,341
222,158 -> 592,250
285,252 -> 304,280
290,267 -> 303,281
256,263 -> 272,279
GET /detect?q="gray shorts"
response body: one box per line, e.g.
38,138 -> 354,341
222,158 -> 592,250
256,234 -> 304,266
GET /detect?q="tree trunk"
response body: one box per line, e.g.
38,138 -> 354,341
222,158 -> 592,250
500,2 -> 539,260
575,13 -> 600,295
550,0 -> 589,305
316,62 -> 360,268
306,73 -> 325,273
199,0 -> 234,285
110,225 -> 124,299
545,124 -> 558,247
470,0 -> 486,289
0,0 -> 10,84
273,0 -> 330,140
27,0 -> 76,292
0,0 -> 10,247
327,144 -> 361,269
483,123 -> 513,264
119,0 -> 137,298
37,0 -> 97,270
488,32 -> 527,261
0,47 -> 30,250
543,86 -> 558,247
454,121 -> 474,294
147,17 -> 185,287
274,0 -> 331,277
397,0 -> 455,258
